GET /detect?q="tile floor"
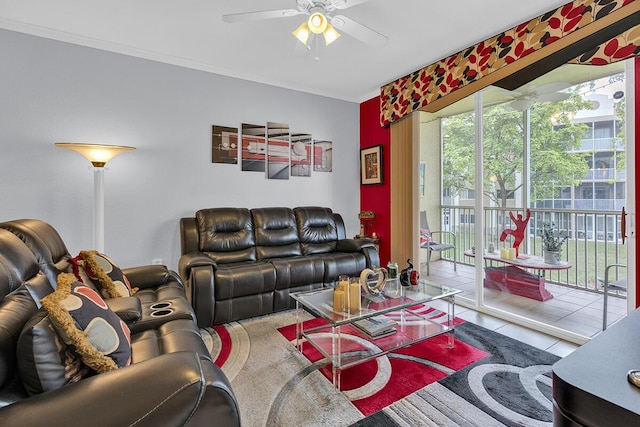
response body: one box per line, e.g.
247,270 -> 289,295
422,260 -> 629,358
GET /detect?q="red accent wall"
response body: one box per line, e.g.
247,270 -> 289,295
360,96 -> 391,265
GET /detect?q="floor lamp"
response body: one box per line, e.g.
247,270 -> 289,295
55,142 -> 135,253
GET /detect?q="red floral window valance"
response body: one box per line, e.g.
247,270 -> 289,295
380,0 -> 640,127
570,25 -> 640,64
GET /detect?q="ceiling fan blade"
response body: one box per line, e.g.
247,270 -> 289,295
222,9 -> 303,23
332,0 -> 372,9
490,86 -> 524,99
330,15 -> 387,47
531,82 -> 572,95
535,92 -> 571,103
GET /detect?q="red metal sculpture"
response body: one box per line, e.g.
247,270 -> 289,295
499,209 -> 531,257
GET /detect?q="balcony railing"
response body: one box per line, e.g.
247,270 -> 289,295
439,205 -> 626,291
584,168 -> 626,180
574,137 -> 624,152
573,199 -> 626,211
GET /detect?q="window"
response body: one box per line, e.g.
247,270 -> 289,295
461,189 -> 475,199
594,120 -> 614,139
594,185 -> 612,199
583,122 -> 594,139
580,185 -> 593,199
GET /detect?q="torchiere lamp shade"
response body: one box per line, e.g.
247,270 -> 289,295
55,142 -> 135,167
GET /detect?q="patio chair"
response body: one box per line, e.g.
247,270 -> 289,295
420,210 -> 456,275
599,263 -> 627,331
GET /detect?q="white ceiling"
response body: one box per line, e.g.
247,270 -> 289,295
0,0 -> 572,103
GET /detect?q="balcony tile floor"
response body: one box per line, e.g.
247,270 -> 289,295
422,260 -> 629,357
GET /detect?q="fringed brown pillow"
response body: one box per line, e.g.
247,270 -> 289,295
71,250 -> 137,298
41,273 -> 131,374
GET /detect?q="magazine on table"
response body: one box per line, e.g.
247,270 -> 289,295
353,315 -> 397,336
353,326 -> 397,339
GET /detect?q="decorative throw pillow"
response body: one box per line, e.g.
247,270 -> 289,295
17,309 -> 95,395
41,273 -> 132,374
73,250 -> 137,298
419,228 -> 434,246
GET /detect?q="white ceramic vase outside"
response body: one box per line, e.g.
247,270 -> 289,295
543,250 -> 561,265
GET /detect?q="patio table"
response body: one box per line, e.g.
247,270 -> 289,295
464,249 -> 572,301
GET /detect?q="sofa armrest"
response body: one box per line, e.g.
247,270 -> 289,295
336,238 -> 375,252
105,296 -> 142,322
122,265 -> 184,290
336,239 -> 380,269
361,246 -> 381,269
178,253 -> 217,328
178,252 -> 217,281
0,352 -> 240,427
188,264 -> 217,328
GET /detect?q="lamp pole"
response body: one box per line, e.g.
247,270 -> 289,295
55,142 -> 135,253
93,167 -> 105,253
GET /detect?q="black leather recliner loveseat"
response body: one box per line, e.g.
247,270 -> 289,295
0,219 -> 240,426
179,206 -> 380,327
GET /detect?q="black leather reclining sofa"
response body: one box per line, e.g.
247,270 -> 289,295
179,206 -> 380,327
0,219 -> 240,426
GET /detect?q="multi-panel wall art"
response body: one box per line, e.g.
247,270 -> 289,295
290,133 -> 312,177
240,123 -> 266,172
212,122 -> 331,179
313,140 -> 333,172
211,125 -> 238,164
267,122 -> 290,180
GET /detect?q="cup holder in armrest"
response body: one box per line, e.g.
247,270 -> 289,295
150,302 -> 172,310
151,308 -> 174,317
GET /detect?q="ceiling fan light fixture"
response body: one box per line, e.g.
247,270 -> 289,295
308,12 -> 328,34
292,22 -> 311,44
323,24 -> 340,45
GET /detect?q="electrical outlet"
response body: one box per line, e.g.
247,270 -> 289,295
151,258 -> 162,265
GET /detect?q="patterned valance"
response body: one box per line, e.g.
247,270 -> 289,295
570,24 -> 640,64
380,0 -> 640,127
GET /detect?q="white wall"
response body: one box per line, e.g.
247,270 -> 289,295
0,29 -> 361,270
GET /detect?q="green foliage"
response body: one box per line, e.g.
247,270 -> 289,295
541,222 -> 568,252
442,89 -> 593,206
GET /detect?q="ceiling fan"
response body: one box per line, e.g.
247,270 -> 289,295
222,0 -> 388,47
501,82 -> 572,111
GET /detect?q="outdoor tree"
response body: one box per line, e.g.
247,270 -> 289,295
442,90 -> 593,207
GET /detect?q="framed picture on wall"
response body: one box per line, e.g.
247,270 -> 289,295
360,145 -> 383,185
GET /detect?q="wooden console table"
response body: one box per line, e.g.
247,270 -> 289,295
464,250 -> 572,301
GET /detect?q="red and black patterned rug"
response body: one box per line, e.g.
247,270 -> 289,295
275,305 -> 483,416
203,307 -> 559,427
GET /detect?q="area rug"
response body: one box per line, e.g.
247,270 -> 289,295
275,304 -> 481,416
350,321 -> 561,427
202,309 -> 560,427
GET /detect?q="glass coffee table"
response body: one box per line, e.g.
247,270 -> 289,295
290,279 -> 462,389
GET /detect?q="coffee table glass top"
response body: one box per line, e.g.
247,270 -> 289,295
290,279 -> 462,327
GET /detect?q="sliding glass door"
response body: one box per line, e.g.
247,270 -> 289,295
421,59 -> 633,343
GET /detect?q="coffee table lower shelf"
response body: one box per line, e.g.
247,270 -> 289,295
296,307 -> 455,389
